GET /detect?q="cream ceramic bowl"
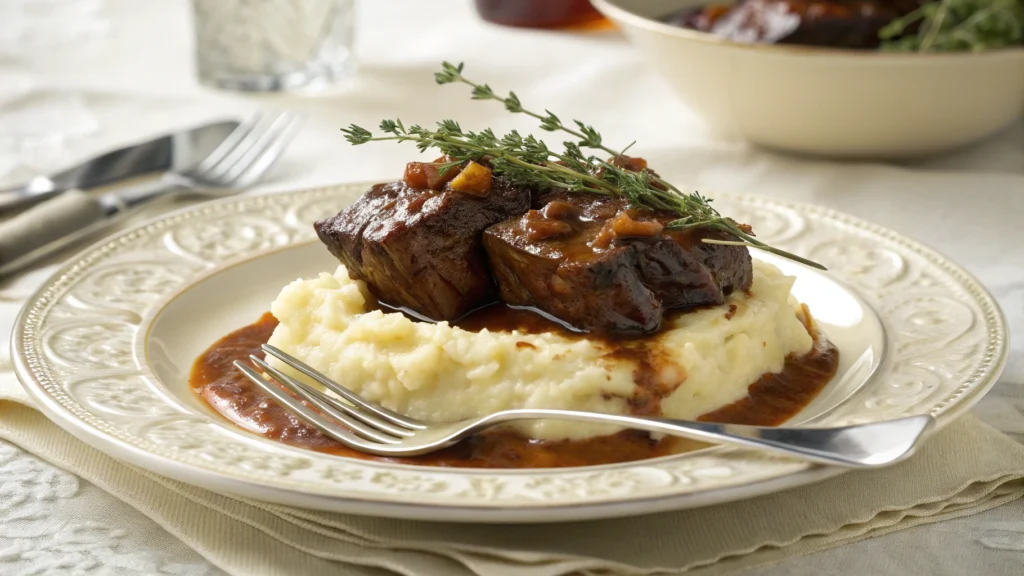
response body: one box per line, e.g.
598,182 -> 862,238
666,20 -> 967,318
592,0 -> 1024,159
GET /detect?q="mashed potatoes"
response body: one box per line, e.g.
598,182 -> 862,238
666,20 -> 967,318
267,260 -> 813,441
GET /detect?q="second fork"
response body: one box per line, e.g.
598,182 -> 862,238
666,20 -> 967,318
0,111 -> 302,277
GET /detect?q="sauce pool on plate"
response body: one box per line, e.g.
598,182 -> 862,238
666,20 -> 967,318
190,308 -> 839,469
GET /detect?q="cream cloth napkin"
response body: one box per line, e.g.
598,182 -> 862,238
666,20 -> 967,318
0,387 -> 1021,576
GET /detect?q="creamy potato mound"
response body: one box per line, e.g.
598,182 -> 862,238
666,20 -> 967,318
267,260 -> 813,441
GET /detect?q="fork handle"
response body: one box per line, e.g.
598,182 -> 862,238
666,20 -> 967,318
476,410 -> 935,468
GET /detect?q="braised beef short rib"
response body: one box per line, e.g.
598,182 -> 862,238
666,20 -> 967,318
315,180 -> 531,321
482,193 -> 753,335
675,0 -> 927,49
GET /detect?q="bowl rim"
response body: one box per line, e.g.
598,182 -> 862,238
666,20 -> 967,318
591,0 -> 1024,60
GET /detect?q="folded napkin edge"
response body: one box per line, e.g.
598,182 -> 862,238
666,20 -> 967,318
1,401 -> 1023,576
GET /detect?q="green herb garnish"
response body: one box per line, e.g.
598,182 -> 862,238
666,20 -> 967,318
342,62 -> 825,270
880,0 -> 1024,52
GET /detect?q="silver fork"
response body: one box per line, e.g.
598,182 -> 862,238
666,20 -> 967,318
234,344 -> 936,469
0,111 -> 303,276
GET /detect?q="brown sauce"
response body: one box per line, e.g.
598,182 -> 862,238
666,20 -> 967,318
191,309 -> 839,469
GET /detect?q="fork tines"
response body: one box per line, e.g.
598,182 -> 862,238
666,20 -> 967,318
233,345 -> 423,451
191,111 -> 304,189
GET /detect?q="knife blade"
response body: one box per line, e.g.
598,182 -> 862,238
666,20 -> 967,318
0,119 -> 240,213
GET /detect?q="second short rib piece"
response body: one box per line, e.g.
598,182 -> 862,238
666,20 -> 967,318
315,179 -> 531,321
675,0 -> 925,49
483,193 -> 753,336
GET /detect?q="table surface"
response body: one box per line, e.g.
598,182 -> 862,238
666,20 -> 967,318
1,1 -> 1022,574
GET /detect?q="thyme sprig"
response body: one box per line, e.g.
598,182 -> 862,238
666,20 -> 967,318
433,62 -> 626,158
341,63 -> 825,270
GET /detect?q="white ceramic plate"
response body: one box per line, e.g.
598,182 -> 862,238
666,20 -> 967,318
12,183 -> 1007,522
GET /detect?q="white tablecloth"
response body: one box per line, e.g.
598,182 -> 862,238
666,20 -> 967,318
1,0 -> 1022,574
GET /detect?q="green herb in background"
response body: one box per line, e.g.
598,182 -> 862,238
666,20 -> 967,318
880,0 -> 1024,52
342,63 -> 826,270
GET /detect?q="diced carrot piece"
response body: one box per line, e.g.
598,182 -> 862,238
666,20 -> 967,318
610,212 -> 664,238
404,158 -> 462,191
611,155 -> 648,172
403,162 -> 430,189
427,164 -> 460,190
448,161 -> 492,197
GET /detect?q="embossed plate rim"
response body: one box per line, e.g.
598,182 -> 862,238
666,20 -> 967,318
11,184 -> 1008,522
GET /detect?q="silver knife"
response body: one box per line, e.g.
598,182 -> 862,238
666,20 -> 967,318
0,119 -> 240,213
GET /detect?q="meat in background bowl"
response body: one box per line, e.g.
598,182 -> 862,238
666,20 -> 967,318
591,0 -> 1024,159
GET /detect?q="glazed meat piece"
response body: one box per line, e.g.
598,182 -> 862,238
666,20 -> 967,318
482,193 -> 753,336
671,0 -> 924,49
315,179 -> 531,321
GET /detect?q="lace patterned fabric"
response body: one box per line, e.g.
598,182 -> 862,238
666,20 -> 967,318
0,0 -> 105,184
0,0 -> 109,56
0,441 -> 219,576
0,92 -> 100,184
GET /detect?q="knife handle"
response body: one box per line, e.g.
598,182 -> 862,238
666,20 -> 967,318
0,182 -> 61,214
0,175 -> 183,277
0,190 -> 121,277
